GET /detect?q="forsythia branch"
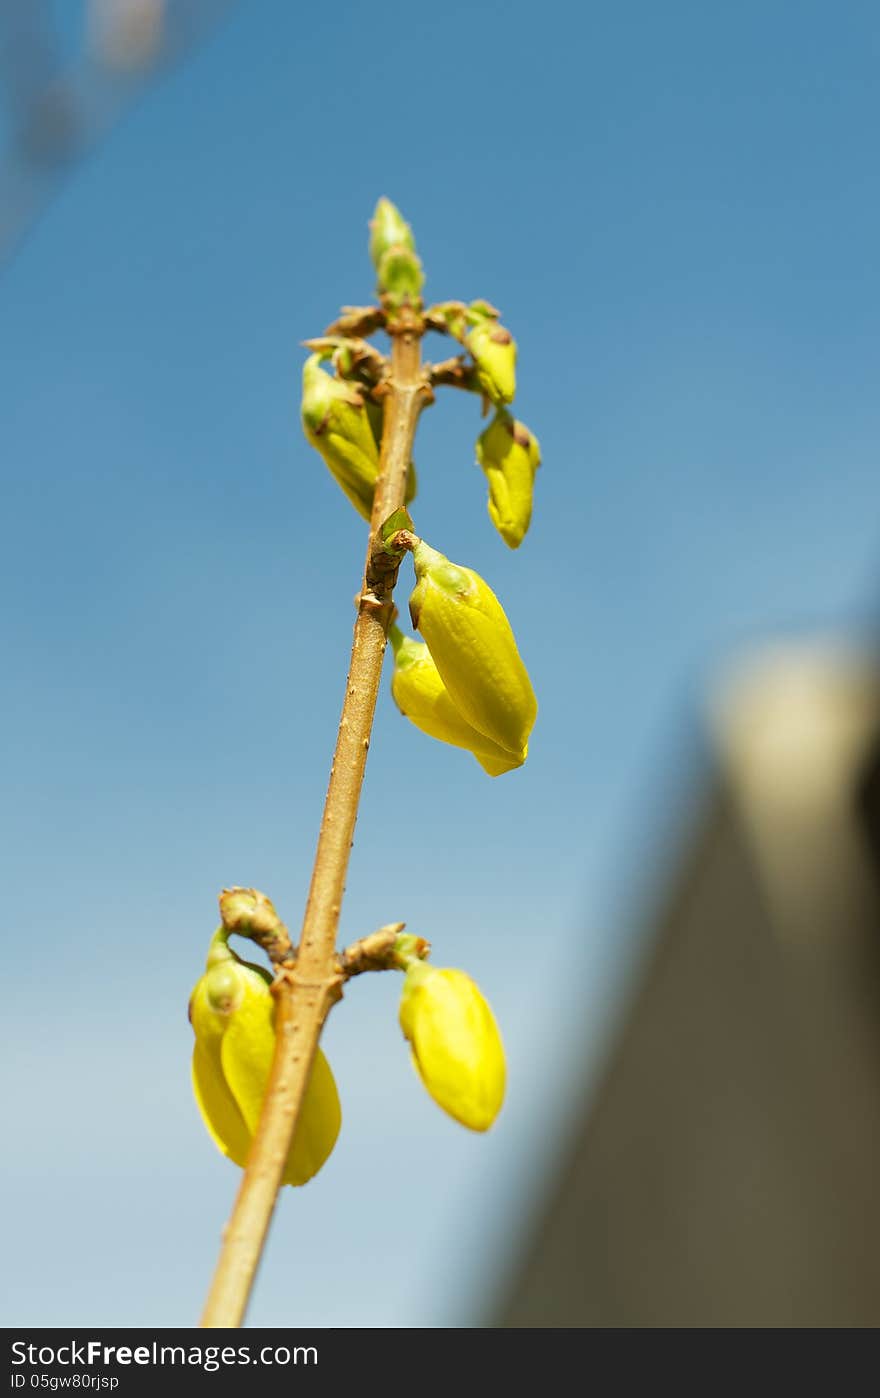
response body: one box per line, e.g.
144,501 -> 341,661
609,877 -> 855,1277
199,308 -> 430,1329
193,196 -> 535,1327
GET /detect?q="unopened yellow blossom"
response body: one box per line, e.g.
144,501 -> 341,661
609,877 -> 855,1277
399,962 -> 506,1132
301,354 -> 380,520
189,929 -> 340,1186
409,541 -> 536,760
389,625 -> 523,776
476,411 -> 541,549
466,319 -> 517,405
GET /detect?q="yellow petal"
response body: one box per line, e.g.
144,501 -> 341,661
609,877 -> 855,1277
476,411 -> 541,549
216,971 -> 276,1134
191,1039 -> 252,1168
409,543 -> 536,758
466,321 -> 517,405
281,1048 -> 342,1187
302,355 -> 379,519
390,627 -> 524,775
304,425 -> 377,520
474,743 -> 528,777
220,974 -> 341,1187
189,934 -> 341,1187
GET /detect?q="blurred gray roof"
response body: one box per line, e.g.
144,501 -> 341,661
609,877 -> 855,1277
496,641 -> 880,1327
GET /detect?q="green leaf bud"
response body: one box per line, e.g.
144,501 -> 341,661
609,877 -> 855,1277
376,247 -> 424,306
380,507 -> 415,554
219,887 -> 281,941
399,962 -> 506,1132
369,197 -> 416,268
475,410 -> 541,549
369,198 -> 424,304
409,541 -> 536,760
389,625 -> 524,776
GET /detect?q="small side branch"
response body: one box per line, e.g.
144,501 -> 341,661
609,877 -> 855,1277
324,305 -> 386,337
219,887 -> 294,967
339,924 -> 431,976
422,300 -> 469,334
428,356 -> 482,393
302,336 -> 387,386
423,299 -> 500,337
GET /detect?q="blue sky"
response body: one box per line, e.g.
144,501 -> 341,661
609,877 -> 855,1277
3,0 -> 880,1327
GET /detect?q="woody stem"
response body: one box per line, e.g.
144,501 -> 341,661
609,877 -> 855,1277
199,306 -> 429,1328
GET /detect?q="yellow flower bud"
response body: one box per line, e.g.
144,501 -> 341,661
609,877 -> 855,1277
466,320 -> 517,405
389,625 -> 523,776
301,354 -> 380,520
399,962 -> 506,1131
189,930 -> 341,1186
409,541 -> 536,760
476,410 -> 541,549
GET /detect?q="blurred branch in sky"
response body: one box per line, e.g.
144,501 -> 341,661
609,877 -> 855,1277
0,0 -> 235,267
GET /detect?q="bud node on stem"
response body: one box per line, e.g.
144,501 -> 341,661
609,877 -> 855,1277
339,923 -> 409,977
219,887 -> 293,966
302,336 -> 387,385
324,306 -> 386,338
428,357 -> 481,393
360,591 -> 396,623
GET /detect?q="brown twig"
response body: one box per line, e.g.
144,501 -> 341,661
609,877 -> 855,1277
218,887 -> 294,966
302,336 -> 387,386
339,923 -> 405,975
422,300 -> 469,334
199,305 -> 430,1329
428,355 -> 482,392
323,305 -> 386,337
